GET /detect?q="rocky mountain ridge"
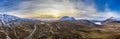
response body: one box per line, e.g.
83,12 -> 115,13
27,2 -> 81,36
0,14 -> 119,39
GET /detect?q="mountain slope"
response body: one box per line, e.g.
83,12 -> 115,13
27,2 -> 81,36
0,14 -> 119,39
0,14 -> 21,28
59,16 -> 76,21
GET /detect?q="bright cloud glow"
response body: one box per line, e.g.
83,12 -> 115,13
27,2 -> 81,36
0,0 -> 119,20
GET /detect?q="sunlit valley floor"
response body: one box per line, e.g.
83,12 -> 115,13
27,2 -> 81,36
0,14 -> 120,39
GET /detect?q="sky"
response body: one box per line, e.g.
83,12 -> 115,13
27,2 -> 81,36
0,0 -> 120,20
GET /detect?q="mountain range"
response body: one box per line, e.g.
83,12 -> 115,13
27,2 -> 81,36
0,14 -> 120,39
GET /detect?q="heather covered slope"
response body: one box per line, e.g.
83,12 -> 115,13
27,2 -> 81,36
0,20 -> 120,39
0,14 -> 120,39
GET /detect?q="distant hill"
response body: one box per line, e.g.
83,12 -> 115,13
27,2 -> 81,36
0,14 -> 41,27
0,14 -> 119,39
102,17 -> 120,29
59,16 -> 76,21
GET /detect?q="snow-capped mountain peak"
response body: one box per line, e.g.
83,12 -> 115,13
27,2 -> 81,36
60,16 -> 76,21
0,14 -> 20,27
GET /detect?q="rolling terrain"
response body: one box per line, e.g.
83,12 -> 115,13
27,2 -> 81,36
0,14 -> 120,39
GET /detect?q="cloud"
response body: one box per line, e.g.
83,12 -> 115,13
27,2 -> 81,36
11,0 -> 79,18
17,0 -> 96,18
0,0 -> 119,20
